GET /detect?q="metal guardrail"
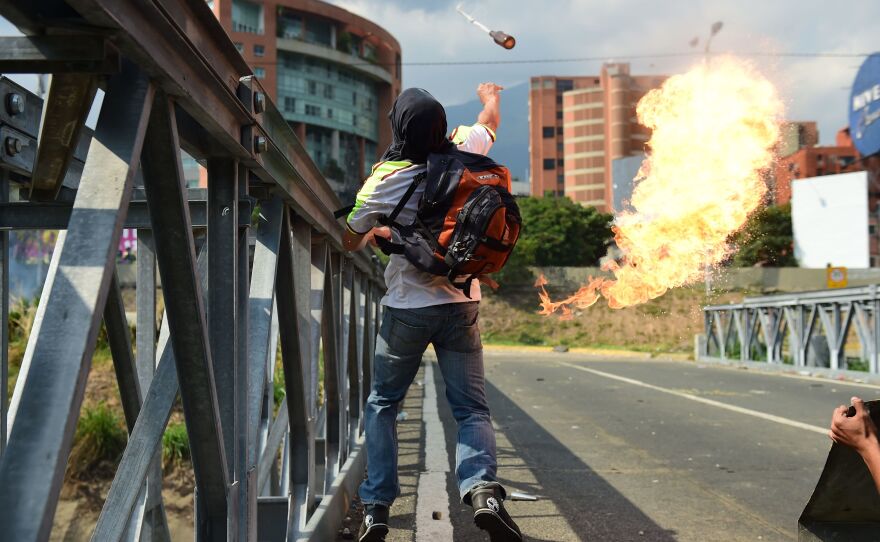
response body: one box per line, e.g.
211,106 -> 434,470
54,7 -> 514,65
701,286 -> 880,374
0,1 -> 385,540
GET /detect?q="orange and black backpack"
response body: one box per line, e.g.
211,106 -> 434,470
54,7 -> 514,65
375,148 -> 521,295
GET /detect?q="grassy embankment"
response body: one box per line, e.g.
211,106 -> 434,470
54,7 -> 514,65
479,285 -> 742,355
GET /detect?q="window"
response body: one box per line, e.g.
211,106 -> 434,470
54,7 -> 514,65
557,95 -> 563,105
871,224 -> 877,235
284,97 -> 296,112
254,67 -> 265,78
543,79 -> 553,89
543,159 -> 556,170
232,0 -> 263,34
277,11 -> 302,39
352,92 -> 357,106
542,127 -> 554,138
556,79 -> 574,92
234,42 -> 244,53
254,44 -> 265,57
556,111 -> 563,120
308,81 -> 316,95
556,127 -> 563,135
557,143 -> 563,152
327,108 -> 333,119
558,159 -> 565,167
362,42 -> 377,62
531,79 -> 540,90
323,85 -> 334,99
557,174 -> 565,183
305,17 -> 333,47
305,104 -> 320,116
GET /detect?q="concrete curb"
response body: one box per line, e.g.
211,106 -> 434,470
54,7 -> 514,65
696,356 -> 880,387
482,343 -> 691,361
300,436 -> 366,542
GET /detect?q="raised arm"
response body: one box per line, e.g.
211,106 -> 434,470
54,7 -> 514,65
476,82 -> 503,133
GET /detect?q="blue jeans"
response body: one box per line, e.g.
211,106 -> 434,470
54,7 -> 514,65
358,302 -> 498,506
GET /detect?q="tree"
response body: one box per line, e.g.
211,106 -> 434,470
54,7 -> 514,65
729,203 -> 797,267
514,196 -> 613,267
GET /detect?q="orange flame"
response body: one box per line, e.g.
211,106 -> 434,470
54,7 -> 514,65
539,58 -> 782,314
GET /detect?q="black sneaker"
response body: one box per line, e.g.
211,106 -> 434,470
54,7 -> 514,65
467,483 -> 522,542
358,504 -> 389,542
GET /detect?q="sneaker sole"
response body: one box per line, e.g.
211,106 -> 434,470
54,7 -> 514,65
474,509 -> 522,542
358,524 -> 389,542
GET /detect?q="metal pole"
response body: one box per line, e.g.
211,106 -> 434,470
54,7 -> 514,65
0,170 -> 8,457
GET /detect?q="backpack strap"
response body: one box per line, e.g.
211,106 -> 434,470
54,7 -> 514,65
380,171 -> 427,228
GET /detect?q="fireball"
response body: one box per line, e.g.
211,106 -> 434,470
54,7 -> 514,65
539,57 -> 783,313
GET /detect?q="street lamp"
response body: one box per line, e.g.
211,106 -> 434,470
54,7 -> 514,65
689,21 -> 724,60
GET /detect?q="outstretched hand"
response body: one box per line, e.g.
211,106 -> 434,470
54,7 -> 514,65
830,397 -> 879,454
477,82 -> 503,104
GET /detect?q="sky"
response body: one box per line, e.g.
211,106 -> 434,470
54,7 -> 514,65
2,1 -> 877,145
331,0 -> 880,145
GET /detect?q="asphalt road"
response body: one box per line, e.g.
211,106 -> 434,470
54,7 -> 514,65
431,350 -> 880,542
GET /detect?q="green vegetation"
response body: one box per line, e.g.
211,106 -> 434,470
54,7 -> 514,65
498,196 -> 613,288
515,196 -> 613,266
162,422 -> 191,468
729,203 -> 796,267
68,403 -> 128,478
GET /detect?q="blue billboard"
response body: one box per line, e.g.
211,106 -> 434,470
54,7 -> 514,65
850,53 -> 880,157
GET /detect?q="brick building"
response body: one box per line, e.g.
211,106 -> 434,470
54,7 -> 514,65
528,63 -> 665,211
775,127 -> 861,204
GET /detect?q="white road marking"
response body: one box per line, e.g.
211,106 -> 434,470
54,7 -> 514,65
559,362 -> 829,436
415,360 -> 455,540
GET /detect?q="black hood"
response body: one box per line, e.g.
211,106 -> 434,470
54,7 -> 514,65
380,88 -> 453,163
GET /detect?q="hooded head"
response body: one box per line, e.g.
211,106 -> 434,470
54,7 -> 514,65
380,88 -> 453,163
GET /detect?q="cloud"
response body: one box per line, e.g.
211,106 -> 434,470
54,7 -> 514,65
332,0 -> 880,144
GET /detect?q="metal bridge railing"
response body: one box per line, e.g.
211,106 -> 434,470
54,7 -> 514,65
700,286 -> 880,375
0,1 -> 385,540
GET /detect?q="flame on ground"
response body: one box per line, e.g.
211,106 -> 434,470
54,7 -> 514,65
538,57 -> 783,314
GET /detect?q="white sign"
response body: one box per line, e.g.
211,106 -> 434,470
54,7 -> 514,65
791,171 -> 870,269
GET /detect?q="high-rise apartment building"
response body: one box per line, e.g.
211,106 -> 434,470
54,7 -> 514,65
208,0 -> 402,202
529,64 -> 665,211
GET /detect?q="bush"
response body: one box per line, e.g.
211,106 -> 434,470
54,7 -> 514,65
728,203 -> 796,267
69,403 -> 128,477
515,196 -> 613,267
162,422 -> 191,468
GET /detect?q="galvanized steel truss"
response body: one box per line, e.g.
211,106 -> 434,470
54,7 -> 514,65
701,286 -> 880,374
0,0 -> 385,540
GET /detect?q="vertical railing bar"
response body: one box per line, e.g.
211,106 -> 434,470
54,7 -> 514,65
0,169 -> 8,456
140,91 -> 228,537
207,156 -> 239,477
321,250 -> 342,489
134,230 -> 172,541
235,164 -> 253,541
278,213 -> 317,537
243,196 -> 283,522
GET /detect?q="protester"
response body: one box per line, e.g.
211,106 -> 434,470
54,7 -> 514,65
829,397 -> 880,494
342,83 -> 522,542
